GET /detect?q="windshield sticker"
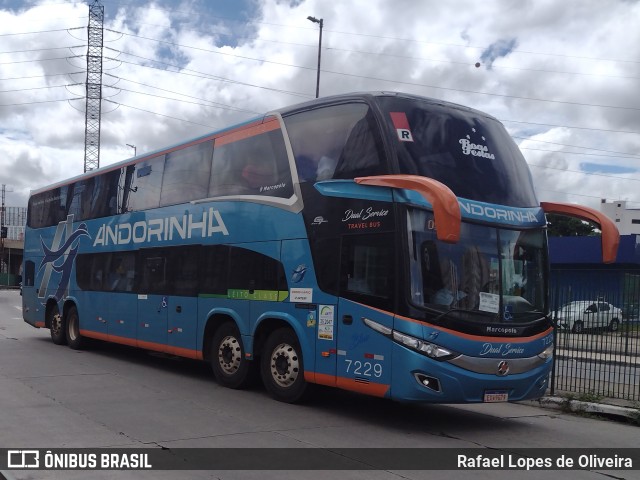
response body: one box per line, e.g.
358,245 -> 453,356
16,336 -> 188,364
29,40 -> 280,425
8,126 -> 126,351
290,287 -> 313,303
459,128 -> 495,159
479,292 -> 500,313
389,112 -> 414,142
318,305 -> 335,340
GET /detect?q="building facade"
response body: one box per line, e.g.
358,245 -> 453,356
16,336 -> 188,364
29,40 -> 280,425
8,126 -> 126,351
600,199 -> 640,235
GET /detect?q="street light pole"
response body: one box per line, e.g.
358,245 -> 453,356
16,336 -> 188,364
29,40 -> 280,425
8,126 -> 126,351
126,143 -> 137,157
307,16 -> 323,98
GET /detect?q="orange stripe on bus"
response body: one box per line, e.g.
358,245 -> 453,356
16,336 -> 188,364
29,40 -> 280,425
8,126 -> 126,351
306,371 -> 389,397
79,330 -> 202,360
310,372 -> 336,387
336,377 -> 390,397
214,118 -> 280,147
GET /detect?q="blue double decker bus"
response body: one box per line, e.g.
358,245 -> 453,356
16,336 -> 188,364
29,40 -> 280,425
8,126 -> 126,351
22,92 -> 618,403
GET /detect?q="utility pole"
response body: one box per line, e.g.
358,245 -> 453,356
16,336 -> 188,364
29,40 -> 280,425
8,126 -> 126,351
1,185 -> 7,282
307,16 -> 323,98
84,0 -> 105,172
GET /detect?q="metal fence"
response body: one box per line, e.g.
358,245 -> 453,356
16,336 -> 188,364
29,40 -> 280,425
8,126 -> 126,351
549,268 -> 640,402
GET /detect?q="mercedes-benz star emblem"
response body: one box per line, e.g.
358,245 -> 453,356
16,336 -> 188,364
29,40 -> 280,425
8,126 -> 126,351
497,360 -> 510,376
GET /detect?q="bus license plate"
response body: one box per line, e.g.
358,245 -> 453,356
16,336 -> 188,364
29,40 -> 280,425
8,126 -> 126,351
484,390 -> 508,402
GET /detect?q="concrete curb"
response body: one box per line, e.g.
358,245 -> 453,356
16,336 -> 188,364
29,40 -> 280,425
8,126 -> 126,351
526,396 -> 639,423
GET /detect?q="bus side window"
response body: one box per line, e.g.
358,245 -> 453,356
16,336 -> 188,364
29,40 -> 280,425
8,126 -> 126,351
201,245 -> 230,295
284,103 -> 379,183
210,142 -> 247,196
27,187 -> 68,228
160,141 -> 213,206
125,156 -> 166,212
166,246 -> 200,297
88,169 -> 121,219
140,253 -> 167,294
340,233 -> 394,310
333,113 -> 385,179
210,126 -> 292,199
227,247 -> 284,297
108,253 -> 136,292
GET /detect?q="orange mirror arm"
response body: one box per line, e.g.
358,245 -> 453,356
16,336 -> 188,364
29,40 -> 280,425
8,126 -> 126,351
355,175 -> 461,243
541,201 -> 619,263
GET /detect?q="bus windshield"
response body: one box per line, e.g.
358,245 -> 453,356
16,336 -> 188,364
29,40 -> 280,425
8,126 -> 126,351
378,96 -> 538,207
407,208 -> 546,321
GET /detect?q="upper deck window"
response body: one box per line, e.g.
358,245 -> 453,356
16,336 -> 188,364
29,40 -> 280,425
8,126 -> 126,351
378,97 -> 538,207
160,141 -> 214,206
210,121 -> 293,199
284,103 -> 385,182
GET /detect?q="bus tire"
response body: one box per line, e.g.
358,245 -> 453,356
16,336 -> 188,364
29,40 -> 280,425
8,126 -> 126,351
49,304 -> 66,345
65,305 -> 85,350
210,322 -> 254,389
572,321 -> 584,334
261,328 -> 308,403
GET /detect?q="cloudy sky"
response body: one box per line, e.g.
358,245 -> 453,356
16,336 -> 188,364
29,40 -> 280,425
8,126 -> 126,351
0,0 -> 639,212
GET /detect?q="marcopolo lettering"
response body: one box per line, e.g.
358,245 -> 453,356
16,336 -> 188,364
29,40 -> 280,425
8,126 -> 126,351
93,208 -> 229,247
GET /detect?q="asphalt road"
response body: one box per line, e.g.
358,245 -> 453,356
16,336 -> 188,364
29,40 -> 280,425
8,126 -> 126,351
0,290 -> 638,480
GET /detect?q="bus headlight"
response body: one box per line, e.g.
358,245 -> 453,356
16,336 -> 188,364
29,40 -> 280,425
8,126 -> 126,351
537,345 -> 554,360
392,331 -> 455,360
362,317 -> 457,361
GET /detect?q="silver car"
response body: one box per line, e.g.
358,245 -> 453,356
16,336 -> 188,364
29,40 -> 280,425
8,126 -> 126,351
554,301 -> 622,333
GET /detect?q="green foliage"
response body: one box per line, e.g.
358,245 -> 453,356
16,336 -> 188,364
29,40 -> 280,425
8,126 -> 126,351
546,214 -> 599,237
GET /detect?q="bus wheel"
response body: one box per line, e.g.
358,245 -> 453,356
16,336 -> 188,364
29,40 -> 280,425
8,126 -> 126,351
49,304 -> 66,345
210,322 -> 253,389
609,318 -> 620,332
65,306 -> 85,350
572,321 -> 584,334
261,328 -> 308,403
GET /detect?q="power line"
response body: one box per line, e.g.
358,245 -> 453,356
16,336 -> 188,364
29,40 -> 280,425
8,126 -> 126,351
103,84 -> 260,114
503,119 -> 640,136
535,187 -> 616,201
104,5 -> 639,66
0,83 -> 83,93
0,27 -> 84,37
0,98 -> 82,107
252,38 -> 640,81
104,30 -> 640,112
323,29 -> 640,66
521,147 -> 640,161
103,73 -> 261,114
0,55 -> 84,66
103,99 -> 222,128
515,137 -> 640,159
0,45 -> 85,55
102,49 -> 312,99
0,72 -> 85,81
528,163 -> 640,182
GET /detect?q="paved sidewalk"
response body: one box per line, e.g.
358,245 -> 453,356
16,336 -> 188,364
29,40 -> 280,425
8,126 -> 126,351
525,395 -> 639,424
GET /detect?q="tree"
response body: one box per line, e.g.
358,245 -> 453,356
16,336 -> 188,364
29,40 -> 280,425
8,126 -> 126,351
546,214 -> 599,237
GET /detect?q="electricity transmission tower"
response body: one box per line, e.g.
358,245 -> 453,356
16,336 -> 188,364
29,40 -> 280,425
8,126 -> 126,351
84,0 -> 104,172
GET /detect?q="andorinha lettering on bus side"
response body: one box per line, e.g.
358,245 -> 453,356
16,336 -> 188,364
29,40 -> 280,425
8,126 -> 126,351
93,207 -> 229,246
457,454 -> 633,470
